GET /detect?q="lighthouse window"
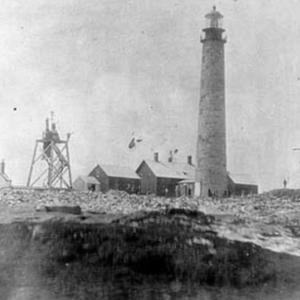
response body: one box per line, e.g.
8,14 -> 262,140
211,19 -> 218,28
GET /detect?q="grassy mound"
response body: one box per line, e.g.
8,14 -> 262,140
1,209 -> 300,299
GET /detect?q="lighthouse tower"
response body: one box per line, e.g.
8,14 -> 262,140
195,6 -> 227,197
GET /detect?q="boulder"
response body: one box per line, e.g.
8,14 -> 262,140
45,204 -> 81,215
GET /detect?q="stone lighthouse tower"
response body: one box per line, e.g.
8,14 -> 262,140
195,6 -> 227,197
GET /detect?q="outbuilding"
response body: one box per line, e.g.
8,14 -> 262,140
178,172 -> 258,198
178,179 -> 195,198
73,176 -> 100,192
227,173 -> 258,196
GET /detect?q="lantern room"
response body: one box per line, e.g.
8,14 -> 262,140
201,6 -> 226,43
205,6 -> 223,29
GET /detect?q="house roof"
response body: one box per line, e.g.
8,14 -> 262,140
166,162 -> 196,180
79,176 -> 100,185
100,165 -> 140,179
139,160 -> 188,179
228,173 -> 257,186
176,172 -> 258,186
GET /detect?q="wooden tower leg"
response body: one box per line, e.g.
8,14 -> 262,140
48,141 -> 54,189
27,141 -> 38,188
66,143 -> 72,189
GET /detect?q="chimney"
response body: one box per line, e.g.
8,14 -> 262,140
187,156 -> 192,165
154,152 -> 159,162
168,151 -> 173,163
1,159 -> 5,174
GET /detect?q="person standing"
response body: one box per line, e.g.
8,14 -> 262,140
283,179 -> 287,189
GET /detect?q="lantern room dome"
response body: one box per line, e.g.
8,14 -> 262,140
204,6 -> 223,29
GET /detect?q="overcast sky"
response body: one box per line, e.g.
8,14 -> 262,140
0,0 -> 300,191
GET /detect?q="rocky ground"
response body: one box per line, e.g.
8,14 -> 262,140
2,187 -> 300,255
1,187 -> 300,300
2,187 -> 300,223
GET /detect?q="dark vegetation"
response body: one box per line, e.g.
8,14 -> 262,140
1,209 -> 300,299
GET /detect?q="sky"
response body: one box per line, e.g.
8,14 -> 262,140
0,0 -> 300,192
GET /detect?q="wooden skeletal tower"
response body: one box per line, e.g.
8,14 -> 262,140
27,113 -> 72,189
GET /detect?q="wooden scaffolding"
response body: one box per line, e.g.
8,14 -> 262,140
27,116 -> 72,189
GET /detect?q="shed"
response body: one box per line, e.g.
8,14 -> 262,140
178,172 -> 258,198
89,164 -> 141,193
169,158 -> 196,197
73,176 -> 100,192
227,173 -> 258,196
178,179 -> 196,198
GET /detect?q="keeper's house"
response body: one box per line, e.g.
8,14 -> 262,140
136,153 -> 194,197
